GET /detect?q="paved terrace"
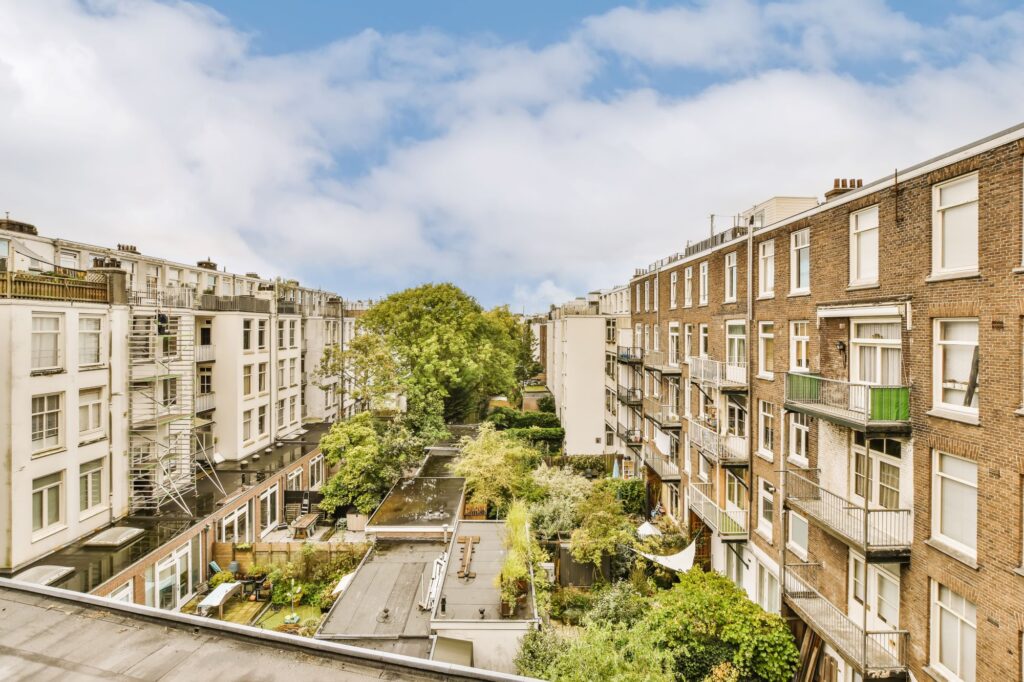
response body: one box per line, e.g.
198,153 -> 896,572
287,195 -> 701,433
0,578 -> 532,682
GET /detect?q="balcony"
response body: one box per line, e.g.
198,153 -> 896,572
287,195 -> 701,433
198,293 -> 270,313
617,346 -> 643,364
784,373 -> 910,434
647,401 -> 682,430
642,445 -> 679,482
195,344 -> 215,363
784,564 -> 908,679
688,482 -> 748,541
644,350 -> 682,375
194,392 -> 216,413
687,420 -> 748,466
1,270 -> 109,303
617,385 -> 642,406
277,299 -> 299,315
784,471 -> 911,563
617,424 -> 642,448
688,356 -> 746,390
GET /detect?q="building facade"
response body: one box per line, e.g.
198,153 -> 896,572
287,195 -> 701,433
0,220 -> 363,574
566,123 -> 1024,681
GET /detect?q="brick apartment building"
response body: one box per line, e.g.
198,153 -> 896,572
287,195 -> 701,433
587,122 -> 1024,681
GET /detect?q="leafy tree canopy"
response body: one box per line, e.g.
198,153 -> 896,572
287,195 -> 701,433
569,485 -> 636,569
453,422 -> 542,516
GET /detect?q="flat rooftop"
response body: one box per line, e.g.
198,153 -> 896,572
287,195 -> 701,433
0,578 -> 528,682
434,521 -> 534,622
418,453 -> 459,477
366,477 -> 465,530
318,540 -> 448,657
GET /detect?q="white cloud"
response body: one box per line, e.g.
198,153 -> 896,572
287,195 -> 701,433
1,1 -> 1023,312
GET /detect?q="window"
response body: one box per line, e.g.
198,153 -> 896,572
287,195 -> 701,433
32,472 -> 63,532
260,486 -> 279,536
698,324 -> 709,357
725,547 -> 743,587
684,324 -> 693,360
790,321 -> 809,371
79,459 -> 103,512
32,314 -> 62,370
258,405 -> 267,435
198,365 -> 212,395
850,205 -> 880,285
290,396 -> 297,423
277,359 -> 286,387
220,506 -> 249,543
758,401 -> 775,457
851,320 -> 901,388
789,413 -> 809,465
875,565 -> 899,625
653,325 -> 660,352
276,399 -> 285,426
788,511 -> 808,558
287,468 -> 302,491
933,319 -> 979,416
669,272 -> 678,308
698,262 -> 708,305
31,393 -> 62,452
644,324 -> 650,351
277,320 -> 286,350
758,240 -> 775,297
757,562 -> 779,613
242,319 -> 252,351
242,409 -> 253,441
79,316 -> 102,366
59,249 -> 79,269
257,319 -> 267,349
724,252 -> 737,302
758,322 -> 774,377
243,365 -> 253,396
258,362 -> 267,392
931,582 -> 976,682
698,454 -> 711,482
727,396 -> 746,437
290,358 -> 298,386
309,454 -> 325,489
726,321 -> 746,368
684,267 -> 693,307
635,284 -> 640,310
668,324 -> 680,366
644,281 -> 650,312
289,320 -> 297,347
653,276 -> 659,310
790,228 -> 810,293
932,451 -> 977,556
850,434 -> 903,509
758,478 -> 774,538
932,173 -> 979,277
78,388 -> 103,437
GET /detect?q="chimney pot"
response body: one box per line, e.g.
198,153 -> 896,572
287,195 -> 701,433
833,178 -> 840,188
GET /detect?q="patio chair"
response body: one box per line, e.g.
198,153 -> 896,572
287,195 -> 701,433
208,561 -> 223,575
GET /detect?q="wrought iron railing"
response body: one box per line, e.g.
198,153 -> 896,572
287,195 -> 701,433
785,471 -> 912,552
617,424 -> 642,446
617,384 -> 642,405
785,373 -> 910,425
617,346 -> 643,363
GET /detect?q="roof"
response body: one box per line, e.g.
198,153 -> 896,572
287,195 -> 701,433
366,477 -> 466,531
0,578 -> 532,682
317,540 -> 448,656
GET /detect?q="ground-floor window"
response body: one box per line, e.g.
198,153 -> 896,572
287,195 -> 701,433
930,581 -> 976,681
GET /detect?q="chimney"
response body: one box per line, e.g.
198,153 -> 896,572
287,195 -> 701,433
825,178 -> 863,201
197,258 -> 218,270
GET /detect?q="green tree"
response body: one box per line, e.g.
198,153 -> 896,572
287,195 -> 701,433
317,412 -> 403,515
453,423 -> 541,516
645,569 -> 799,682
537,622 -> 675,682
569,485 -> 635,571
529,464 -> 592,538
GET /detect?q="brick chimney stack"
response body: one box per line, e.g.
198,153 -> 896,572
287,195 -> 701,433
825,177 -> 863,201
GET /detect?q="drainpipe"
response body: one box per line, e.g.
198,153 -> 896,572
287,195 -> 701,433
746,218 -> 754,542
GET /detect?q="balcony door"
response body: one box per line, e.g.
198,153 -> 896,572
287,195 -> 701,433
848,553 -> 901,657
849,320 -> 901,412
849,433 -> 904,512
156,544 -> 193,611
725,321 -> 746,383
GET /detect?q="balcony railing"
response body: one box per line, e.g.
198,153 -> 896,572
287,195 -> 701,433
785,471 -> 912,561
617,424 -> 642,446
688,356 -> 746,389
198,293 -> 271,313
617,385 -> 642,406
617,346 -> 643,363
0,271 -> 109,303
651,402 -> 682,429
644,350 -> 682,374
195,344 -> 215,363
688,420 -> 749,465
784,563 -> 908,677
785,373 -> 910,432
688,482 -> 748,541
643,445 -> 679,481
194,392 -> 216,413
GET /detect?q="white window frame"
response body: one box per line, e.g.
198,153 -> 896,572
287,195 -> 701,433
758,400 -> 774,459
78,388 -> 104,440
724,251 -> 737,302
790,321 -> 810,372
79,458 -> 104,513
698,323 -> 709,358
931,450 -> 978,559
932,318 -> 979,418
758,239 -> 775,298
78,315 -> 103,367
757,561 -> 779,614
31,314 -> 63,371
32,471 -> 64,534
287,468 -> 302,491
644,280 -> 650,312
309,454 -> 325,490
260,485 -> 279,537
31,393 -> 63,453
757,477 -> 774,540
242,409 -> 253,442
790,228 -> 810,294
930,581 -> 977,682
683,324 -> 693,361
758,321 -> 774,379
788,412 -> 809,467
698,262 -> 709,305
849,204 -> 880,286
684,267 -> 693,307
787,511 -> 809,560
931,172 -> 979,279
669,271 -> 678,308
668,323 -> 680,367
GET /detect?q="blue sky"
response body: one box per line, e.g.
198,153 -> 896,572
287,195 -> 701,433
2,1 -> 1024,311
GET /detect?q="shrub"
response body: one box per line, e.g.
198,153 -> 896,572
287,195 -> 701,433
595,478 -> 646,516
585,581 -> 648,627
505,426 -> 564,451
566,456 -> 607,478
209,570 -> 235,589
551,586 -> 598,625
515,629 -> 568,678
537,395 -> 556,413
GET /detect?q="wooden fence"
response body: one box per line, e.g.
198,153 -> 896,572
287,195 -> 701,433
0,271 -> 109,303
211,541 -> 356,573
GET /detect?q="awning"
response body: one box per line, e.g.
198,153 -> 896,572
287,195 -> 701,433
636,521 -> 662,539
634,539 -> 696,573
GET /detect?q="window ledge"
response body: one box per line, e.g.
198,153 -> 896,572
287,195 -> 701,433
787,291 -> 810,298
926,407 -> 980,426
846,282 -> 880,292
31,447 -> 67,460
925,270 -> 980,283
31,524 -> 68,544
787,456 -> 810,469
755,528 -> 773,545
1013,266 -> 1024,274
78,435 -> 108,447
785,542 -> 808,562
79,506 -> 110,523
921,665 -> 952,682
925,537 -> 980,570
30,368 -> 65,377
1012,566 -> 1024,578
1014,407 -> 1024,417
78,364 -> 107,372
756,294 -> 775,301
756,450 -> 775,462
755,373 -> 774,382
